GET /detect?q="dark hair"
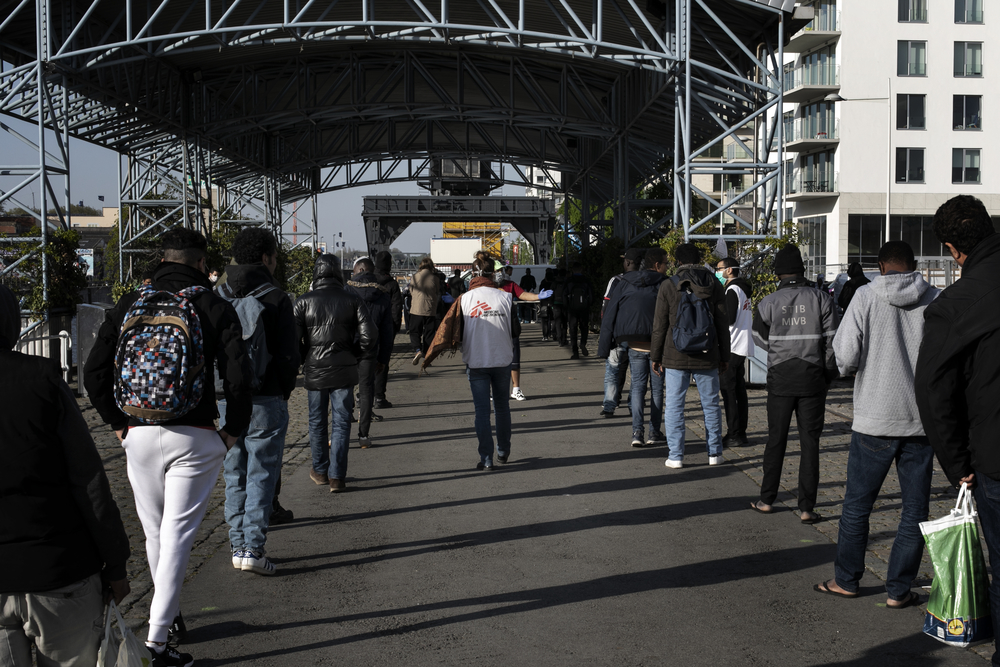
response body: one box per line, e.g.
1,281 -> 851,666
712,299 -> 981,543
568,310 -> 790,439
354,257 -> 375,273
933,195 -> 995,255
545,268 -> 554,278
453,268 -> 461,275
231,227 -> 277,265
878,240 -> 916,269
642,247 -> 667,270
418,256 -> 434,271
472,257 -> 494,275
717,256 -> 739,276
525,268 -> 532,274
673,243 -> 701,266
160,227 -> 207,266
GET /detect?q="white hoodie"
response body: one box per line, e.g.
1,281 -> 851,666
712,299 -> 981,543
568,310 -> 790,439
833,271 -> 939,437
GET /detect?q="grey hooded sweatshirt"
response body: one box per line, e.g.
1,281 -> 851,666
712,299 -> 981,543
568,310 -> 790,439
832,271 -> 939,437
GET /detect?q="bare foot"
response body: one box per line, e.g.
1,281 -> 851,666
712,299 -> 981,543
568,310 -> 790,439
814,579 -> 857,598
750,500 -> 774,513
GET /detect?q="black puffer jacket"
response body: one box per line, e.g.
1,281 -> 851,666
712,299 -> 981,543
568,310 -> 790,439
84,261 -> 254,435
374,250 -> 403,334
597,269 -> 667,357
294,255 -> 377,390
221,264 -> 300,399
346,271 -> 395,365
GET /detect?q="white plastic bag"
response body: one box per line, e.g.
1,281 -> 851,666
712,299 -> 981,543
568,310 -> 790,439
96,603 -> 120,667
110,601 -> 151,667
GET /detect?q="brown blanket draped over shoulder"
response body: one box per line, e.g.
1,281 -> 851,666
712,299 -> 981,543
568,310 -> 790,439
422,276 -> 495,369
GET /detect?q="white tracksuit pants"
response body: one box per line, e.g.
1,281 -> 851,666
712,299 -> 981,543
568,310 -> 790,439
123,426 -> 226,643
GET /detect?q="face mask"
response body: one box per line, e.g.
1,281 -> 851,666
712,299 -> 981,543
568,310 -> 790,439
209,275 -> 218,284
715,270 -> 726,284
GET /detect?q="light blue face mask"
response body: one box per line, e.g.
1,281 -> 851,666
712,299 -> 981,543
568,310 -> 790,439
715,270 -> 726,284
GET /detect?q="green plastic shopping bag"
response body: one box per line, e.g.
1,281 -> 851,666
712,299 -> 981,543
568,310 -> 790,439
920,482 -> 994,647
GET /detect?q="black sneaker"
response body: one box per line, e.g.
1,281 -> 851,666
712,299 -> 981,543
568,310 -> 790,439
476,461 -> 494,471
374,399 -> 393,409
497,454 -> 509,464
167,613 -> 187,644
599,409 -> 615,418
371,413 -> 384,422
570,353 -> 580,360
646,431 -> 667,445
149,644 -> 194,667
631,431 -> 644,447
581,347 -> 590,357
270,500 -> 294,525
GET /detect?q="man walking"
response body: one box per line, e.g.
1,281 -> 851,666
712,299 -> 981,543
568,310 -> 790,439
1,285 -> 132,666
552,267 -> 569,346
86,228 -> 253,665
651,243 -> 730,468
599,247 -> 668,446
814,241 -> 938,608
295,254 -> 377,493
915,195 -> 1000,661
539,268 -> 555,341
519,267 -> 537,323
373,250 -> 403,409
347,257 -> 395,448
750,244 -> 838,523
565,262 -> 594,359
447,267 -> 467,299
217,228 -> 299,576
715,256 -> 754,447
408,257 -> 440,365
599,248 -> 643,418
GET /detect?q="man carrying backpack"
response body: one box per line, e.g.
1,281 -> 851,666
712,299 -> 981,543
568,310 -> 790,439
650,243 -> 730,469
216,228 -> 299,576
565,262 -> 594,359
85,228 -> 252,666
750,244 -> 838,524
347,257 -> 395,448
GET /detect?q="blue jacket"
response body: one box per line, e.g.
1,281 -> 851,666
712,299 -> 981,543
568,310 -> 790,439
597,270 -> 668,358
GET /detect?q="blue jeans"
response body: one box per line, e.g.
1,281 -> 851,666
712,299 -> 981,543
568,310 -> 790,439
467,365 -> 512,464
663,368 -> 723,461
628,348 -> 663,437
219,396 -> 289,552
603,345 -> 628,413
307,387 -> 354,480
973,472 -> 1000,666
834,432 -> 933,600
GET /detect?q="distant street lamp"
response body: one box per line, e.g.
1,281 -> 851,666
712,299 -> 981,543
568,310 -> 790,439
825,77 -> 892,243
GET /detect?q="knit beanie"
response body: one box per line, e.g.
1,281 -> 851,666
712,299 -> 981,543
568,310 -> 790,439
773,245 -> 805,276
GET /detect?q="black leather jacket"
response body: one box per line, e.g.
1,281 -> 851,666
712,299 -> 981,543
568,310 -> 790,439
293,255 -> 377,390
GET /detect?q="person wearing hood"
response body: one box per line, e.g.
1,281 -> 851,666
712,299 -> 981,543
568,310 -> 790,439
715,256 -> 754,447
408,256 -> 441,366
814,241 -> 938,608
372,250 -> 402,409
216,228 -> 299,577
750,244 -> 838,524
294,254 -> 377,494
1,284 -> 132,666
346,257 -> 395,448
651,243 -> 730,469
84,227 -> 252,664
598,247 -> 669,446
838,262 -> 870,312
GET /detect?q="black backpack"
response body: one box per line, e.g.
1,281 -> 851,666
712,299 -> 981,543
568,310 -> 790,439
568,279 -> 590,312
670,275 -> 715,354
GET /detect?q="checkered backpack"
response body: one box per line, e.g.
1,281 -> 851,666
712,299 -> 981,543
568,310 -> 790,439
113,285 -> 208,424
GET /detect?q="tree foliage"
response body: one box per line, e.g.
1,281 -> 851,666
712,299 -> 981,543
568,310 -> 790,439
1,227 -> 88,314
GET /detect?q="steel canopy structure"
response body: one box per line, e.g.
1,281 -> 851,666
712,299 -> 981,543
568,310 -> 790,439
0,0 -> 794,327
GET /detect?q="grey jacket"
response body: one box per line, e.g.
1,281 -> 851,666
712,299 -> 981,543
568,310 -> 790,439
834,272 -> 939,437
752,276 -> 838,395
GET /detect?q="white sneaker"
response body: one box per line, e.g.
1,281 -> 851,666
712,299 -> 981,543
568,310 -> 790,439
664,459 -> 683,469
511,388 -> 526,401
709,456 -> 723,466
232,550 -> 246,569
241,550 -> 277,575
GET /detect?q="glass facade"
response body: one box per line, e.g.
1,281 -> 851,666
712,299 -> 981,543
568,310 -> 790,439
898,41 -> 927,76
849,215 -> 947,265
798,216 -> 828,275
953,95 -> 982,130
896,94 -> 926,130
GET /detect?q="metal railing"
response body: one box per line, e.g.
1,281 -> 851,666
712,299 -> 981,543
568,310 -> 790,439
783,64 -> 839,92
786,170 -> 839,195
800,9 -> 840,32
725,144 -> 753,161
783,119 -> 839,145
16,329 -> 72,384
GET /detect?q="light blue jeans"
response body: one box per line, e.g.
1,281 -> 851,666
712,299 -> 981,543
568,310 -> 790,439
603,345 -> 627,413
219,395 -> 289,552
467,365 -> 512,465
628,348 -> 663,437
307,387 -> 354,481
663,368 -> 723,461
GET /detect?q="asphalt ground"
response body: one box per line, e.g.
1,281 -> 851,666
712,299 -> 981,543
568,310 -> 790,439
79,324 -> 990,666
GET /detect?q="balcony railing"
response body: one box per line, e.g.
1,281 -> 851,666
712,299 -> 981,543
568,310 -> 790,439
786,170 -> 839,196
725,144 -> 753,161
801,10 -> 840,32
783,64 -> 840,92
783,119 -> 839,145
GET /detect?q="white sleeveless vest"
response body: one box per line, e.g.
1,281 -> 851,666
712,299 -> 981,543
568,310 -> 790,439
461,287 -> 514,368
727,282 -> 755,358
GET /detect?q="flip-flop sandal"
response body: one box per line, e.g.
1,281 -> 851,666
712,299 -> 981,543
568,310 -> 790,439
814,581 -> 858,599
887,591 -> 921,609
801,513 -> 823,524
750,501 -> 775,514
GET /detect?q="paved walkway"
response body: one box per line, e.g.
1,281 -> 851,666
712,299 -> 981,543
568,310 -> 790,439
77,324 -> 990,665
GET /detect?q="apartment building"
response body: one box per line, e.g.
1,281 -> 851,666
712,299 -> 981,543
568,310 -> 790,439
783,0 -> 997,276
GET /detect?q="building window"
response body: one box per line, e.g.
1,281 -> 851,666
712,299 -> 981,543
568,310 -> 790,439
536,176 -> 545,183
895,148 -> 925,183
952,148 -> 981,183
954,42 -> 983,77
953,95 -> 982,130
797,215 -> 827,275
888,215 -> 946,258
897,41 -> 927,76
955,0 -> 983,23
848,215 -> 885,266
899,0 -> 928,22
896,94 -> 926,130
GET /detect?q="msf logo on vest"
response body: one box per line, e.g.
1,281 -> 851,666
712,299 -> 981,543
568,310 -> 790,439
468,301 -> 502,318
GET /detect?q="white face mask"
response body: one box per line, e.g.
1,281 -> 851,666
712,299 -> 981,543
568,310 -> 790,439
209,275 -> 218,284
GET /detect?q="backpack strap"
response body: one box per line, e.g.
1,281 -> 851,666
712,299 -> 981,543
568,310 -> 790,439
247,283 -> 278,299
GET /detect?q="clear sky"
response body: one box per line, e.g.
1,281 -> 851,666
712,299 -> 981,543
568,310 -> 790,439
0,117 -> 523,254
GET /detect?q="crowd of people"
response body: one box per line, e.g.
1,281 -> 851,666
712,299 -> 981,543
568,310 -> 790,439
5,193 -> 1000,665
